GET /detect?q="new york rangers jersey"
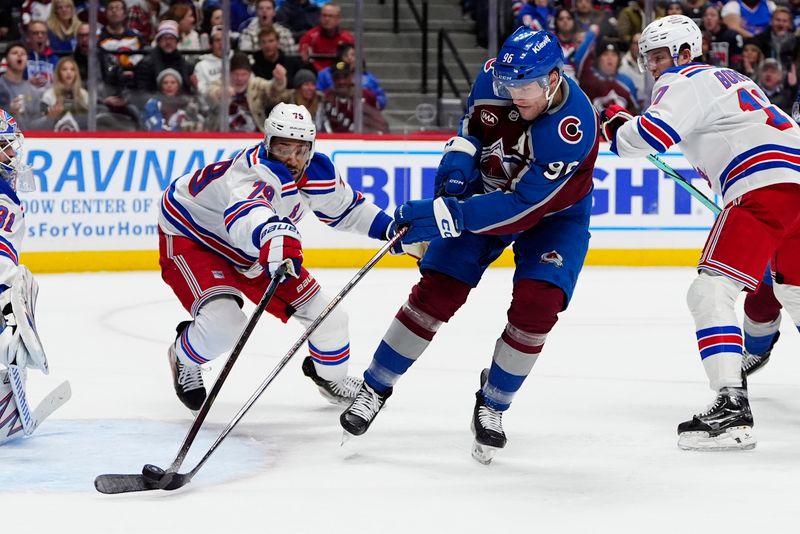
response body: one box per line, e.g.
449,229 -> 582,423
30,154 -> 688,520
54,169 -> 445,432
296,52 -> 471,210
159,144 -> 392,275
613,62 -> 800,205
457,61 -> 599,235
0,180 -> 23,294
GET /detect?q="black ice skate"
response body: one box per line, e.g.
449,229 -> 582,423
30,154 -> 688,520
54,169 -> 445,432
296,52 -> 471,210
302,356 -> 363,406
742,331 -> 779,376
677,387 -> 755,451
340,382 -> 392,437
471,391 -> 507,465
168,345 -> 206,412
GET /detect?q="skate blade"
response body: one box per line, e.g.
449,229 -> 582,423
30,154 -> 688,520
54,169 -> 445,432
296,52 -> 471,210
340,430 -> 357,446
471,440 -> 499,465
678,426 -> 757,451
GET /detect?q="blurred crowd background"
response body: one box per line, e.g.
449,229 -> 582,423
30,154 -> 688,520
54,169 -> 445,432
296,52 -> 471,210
0,0 -> 797,134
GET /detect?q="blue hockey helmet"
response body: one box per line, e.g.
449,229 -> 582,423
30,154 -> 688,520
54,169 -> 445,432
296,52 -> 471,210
492,28 -> 564,104
0,109 -> 34,192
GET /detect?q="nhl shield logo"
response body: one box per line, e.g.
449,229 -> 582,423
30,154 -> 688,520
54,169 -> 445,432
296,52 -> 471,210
508,110 -> 519,121
540,250 -> 564,268
480,109 -> 498,126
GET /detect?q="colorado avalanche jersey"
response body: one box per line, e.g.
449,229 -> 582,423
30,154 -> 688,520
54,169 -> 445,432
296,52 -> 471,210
159,144 -> 391,275
0,179 -> 23,294
456,62 -> 599,235
613,63 -> 800,205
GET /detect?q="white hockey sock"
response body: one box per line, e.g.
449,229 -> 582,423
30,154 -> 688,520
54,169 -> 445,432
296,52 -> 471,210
292,290 -> 350,381
174,297 -> 246,367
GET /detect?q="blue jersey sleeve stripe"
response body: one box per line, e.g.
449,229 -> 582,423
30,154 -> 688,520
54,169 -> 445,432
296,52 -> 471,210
368,211 -> 393,240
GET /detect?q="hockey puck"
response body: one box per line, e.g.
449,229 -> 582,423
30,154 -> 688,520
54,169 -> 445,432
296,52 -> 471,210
142,464 -> 165,484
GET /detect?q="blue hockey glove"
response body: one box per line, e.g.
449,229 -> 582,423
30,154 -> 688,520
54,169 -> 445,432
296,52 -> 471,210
385,222 -> 429,259
435,136 -> 482,199
394,197 -> 463,244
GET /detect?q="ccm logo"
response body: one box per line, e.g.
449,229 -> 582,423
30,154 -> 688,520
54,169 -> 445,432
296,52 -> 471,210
440,219 -> 456,237
480,110 -> 498,126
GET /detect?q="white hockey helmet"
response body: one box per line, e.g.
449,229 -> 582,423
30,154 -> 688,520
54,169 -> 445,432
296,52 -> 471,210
637,15 -> 702,72
263,103 -> 316,160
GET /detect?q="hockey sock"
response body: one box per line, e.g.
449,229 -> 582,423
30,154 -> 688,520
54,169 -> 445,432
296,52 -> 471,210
743,314 -> 781,355
174,297 -> 246,367
482,325 -> 547,411
293,290 -> 350,381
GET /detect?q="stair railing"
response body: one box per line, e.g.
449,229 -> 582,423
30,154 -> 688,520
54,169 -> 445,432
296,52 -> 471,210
392,0 -> 429,93
436,27 -> 473,100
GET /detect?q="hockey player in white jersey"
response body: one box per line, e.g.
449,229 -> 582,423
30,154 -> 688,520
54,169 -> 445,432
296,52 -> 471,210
0,109 -> 70,444
601,15 -> 800,450
158,103 -> 407,412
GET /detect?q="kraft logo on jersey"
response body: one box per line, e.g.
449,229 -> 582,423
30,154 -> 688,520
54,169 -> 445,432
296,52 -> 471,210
540,250 -> 564,268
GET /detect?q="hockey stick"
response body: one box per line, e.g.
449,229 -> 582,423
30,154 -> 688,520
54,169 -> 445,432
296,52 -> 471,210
95,228 -> 406,494
1,380 -> 71,445
646,154 -> 722,215
94,261 -> 289,495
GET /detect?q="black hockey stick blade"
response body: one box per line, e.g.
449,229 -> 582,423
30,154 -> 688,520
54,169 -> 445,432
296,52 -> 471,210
94,472 -> 191,494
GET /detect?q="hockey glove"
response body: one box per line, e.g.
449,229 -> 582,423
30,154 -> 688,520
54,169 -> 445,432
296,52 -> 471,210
600,104 -> 634,144
435,136 -> 482,199
394,197 -> 463,244
385,222 -> 429,260
258,216 -> 303,280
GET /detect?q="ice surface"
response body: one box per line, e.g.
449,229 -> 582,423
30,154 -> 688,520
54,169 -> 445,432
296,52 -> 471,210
4,267 -> 800,533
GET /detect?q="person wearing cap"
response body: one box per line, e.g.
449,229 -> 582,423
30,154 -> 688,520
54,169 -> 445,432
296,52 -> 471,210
142,68 -> 203,131
315,43 -> 386,109
135,20 -> 195,98
206,51 -> 286,132
757,57 -> 796,114
274,68 -> 325,129
321,60 -> 387,133
252,27 -> 309,87
579,40 -> 639,113
238,0 -> 297,55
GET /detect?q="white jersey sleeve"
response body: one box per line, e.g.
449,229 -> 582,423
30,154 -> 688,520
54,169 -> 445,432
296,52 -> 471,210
614,63 -> 800,204
0,182 -> 24,294
299,153 -> 393,240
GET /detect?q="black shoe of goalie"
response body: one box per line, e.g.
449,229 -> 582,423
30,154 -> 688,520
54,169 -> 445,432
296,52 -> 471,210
340,382 -> 392,436
168,345 -> 206,412
301,356 -> 363,406
677,386 -> 756,451
742,331 -> 779,377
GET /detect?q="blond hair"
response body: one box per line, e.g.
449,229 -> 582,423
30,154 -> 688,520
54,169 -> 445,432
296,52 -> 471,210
47,0 -> 81,41
53,56 -> 89,113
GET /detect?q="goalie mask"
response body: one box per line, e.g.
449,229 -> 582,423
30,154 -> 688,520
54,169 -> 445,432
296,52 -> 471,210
0,109 -> 35,193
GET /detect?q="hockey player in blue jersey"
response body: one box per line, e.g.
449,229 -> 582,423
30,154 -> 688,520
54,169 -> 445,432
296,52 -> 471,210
339,28 -> 600,464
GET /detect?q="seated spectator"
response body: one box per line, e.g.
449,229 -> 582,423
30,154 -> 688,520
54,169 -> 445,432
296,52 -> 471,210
703,5 -> 744,70
194,25 -> 226,96
227,0 -> 256,32
36,55 -> 88,130
742,41 -> 765,81
722,0 -> 775,38
684,0 -> 707,26
252,28 -> 308,87
299,3 -> 354,71
274,68 -> 325,128
752,7 -> 798,73
200,6 -> 225,44
579,41 -> 639,114
276,0 -> 320,40
666,1 -> 684,15
135,20 -> 195,97
555,11 -> 596,79
572,0 -> 620,46
0,3 -> 22,42
617,0 -> 664,46
46,0 -> 81,53
142,68 -> 203,131
25,20 -> 58,89
239,0 -> 297,54
206,51 -> 286,132
125,0 -> 158,42
72,22 -> 90,81
618,32 -> 646,109
516,0 -> 555,30
99,0 -> 144,86
322,61 -> 387,134
315,43 -> 386,109
757,57 -> 796,114
163,3 -> 203,52
0,42 -> 42,129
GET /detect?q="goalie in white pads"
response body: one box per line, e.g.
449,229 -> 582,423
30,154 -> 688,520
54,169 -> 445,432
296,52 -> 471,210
601,15 -> 800,451
158,103 -> 420,412
0,109 -> 71,445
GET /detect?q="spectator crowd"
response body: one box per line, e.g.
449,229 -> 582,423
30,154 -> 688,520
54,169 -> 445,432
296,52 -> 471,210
0,0 -> 389,133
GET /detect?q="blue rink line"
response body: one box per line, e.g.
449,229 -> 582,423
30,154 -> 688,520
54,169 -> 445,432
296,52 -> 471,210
0,420 -> 268,492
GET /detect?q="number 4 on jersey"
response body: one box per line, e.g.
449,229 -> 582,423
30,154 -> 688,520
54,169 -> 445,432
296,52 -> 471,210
737,88 -> 793,131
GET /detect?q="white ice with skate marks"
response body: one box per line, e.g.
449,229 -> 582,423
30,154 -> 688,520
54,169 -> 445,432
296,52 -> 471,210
4,268 -> 800,533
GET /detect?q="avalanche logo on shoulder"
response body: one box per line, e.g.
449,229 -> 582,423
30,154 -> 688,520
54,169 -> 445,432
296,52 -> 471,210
558,116 -> 583,144
540,250 -> 564,268
480,110 -> 498,126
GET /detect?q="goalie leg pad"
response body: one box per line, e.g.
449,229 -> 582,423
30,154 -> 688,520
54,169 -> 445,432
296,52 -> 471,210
10,265 -> 47,373
0,370 -> 24,443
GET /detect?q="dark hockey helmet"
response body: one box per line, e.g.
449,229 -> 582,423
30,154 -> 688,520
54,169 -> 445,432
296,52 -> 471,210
492,28 -> 564,103
0,109 -> 34,192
